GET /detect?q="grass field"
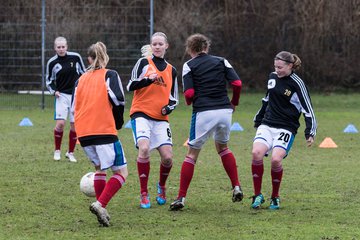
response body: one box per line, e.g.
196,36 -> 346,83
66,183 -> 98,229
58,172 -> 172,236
1,93 -> 360,240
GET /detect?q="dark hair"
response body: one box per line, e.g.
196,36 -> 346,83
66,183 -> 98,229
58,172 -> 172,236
185,33 -> 211,55
275,51 -> 302,70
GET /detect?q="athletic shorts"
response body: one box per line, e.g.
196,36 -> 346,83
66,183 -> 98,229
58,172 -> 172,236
131,117 -> 172,151
188,108 -> 233,149
253,124 -> 295,155
83,141 -> 127,171
54,93 -> 73,122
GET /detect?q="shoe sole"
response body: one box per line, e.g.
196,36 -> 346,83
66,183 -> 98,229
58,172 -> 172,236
251,201 -> 265,209
232,192 -> 244,202
269,206 -> 280,210
140,204 -> 151,209
65,154 -> 77,162
169,203 -> 184,211
89,205 -> 110,227
251,200 -> 265,209
156,196 -> 166,205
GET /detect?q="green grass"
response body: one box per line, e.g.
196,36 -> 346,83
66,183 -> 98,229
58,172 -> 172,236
1,93 -> 360,239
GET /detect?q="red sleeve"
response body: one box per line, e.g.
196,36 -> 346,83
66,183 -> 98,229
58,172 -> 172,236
184,88 -> 195,105
230,80 -> 242,106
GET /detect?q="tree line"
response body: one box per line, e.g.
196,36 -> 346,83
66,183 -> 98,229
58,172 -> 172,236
1,0 -> 359,92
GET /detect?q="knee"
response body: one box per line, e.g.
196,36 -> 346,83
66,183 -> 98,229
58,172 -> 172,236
215,142 -> 228,153
121,170 -> 129,179
271,158 -> 282,168
138,146 -> 150,158
116,167 -> 128,179
55,122 -> 65,131
161,153 -> 173,166
163,158 -> 173,166
252,148 -> 264,160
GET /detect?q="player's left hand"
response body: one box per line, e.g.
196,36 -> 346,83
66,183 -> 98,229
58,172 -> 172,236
161,105 -> 172,116
306,136 -> 314,147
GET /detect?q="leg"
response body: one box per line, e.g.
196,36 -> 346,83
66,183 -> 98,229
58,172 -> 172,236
137,138 -> 151,208
97,167 -> 128,208
156,145 -> 173,205
270,147 -> 285,198
216,142 -> 243,202
66,122 -> 77,162
169,147 -> 200,211
90,142 -> 128,226
93,165 -> 106,200
251,142 -> 268,209
91,167 -> 127,227
216,142 -> 240,188
53,119 -> 65,160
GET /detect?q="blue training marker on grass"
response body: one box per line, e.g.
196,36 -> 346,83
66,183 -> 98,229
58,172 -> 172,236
19,117 -> 33,126
343,124 -> 358,133
230,122 -> 244,131
124,120 -> 132,129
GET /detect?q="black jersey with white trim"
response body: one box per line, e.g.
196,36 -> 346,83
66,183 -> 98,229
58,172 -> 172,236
46,52 -> 85,94
182,53 -> 240,112
254,72 -> 317,138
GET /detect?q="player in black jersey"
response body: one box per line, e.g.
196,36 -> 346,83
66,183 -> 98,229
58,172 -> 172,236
46,37 -> 85,162
251,51 -> 317,210
170,33 -> 243,211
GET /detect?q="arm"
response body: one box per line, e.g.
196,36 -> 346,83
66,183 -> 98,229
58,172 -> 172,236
294,79 -> 317,141
230,80 -> 242,106
253,93 -> 269,128
70,80 -> 79,117
126,58 -> 155,91
182,62 -> 194,105
45,59 -> 56,95
161,67 -> 179,115
106,70 -> 125,130
77,53 -> 86,75
223,59 -> 242,107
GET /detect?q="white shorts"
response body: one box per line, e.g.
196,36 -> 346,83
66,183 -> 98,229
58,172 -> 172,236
83,141 -> 127,171
131,117 -> 172,151
188,109 -> 233,149
54,93 -> 74,122
253,125 -> 295,155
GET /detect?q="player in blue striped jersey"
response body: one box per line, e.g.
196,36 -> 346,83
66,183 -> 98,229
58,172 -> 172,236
251,51 -> 317,210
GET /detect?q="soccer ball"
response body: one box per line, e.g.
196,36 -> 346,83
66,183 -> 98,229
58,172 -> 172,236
80,172 -> 96,197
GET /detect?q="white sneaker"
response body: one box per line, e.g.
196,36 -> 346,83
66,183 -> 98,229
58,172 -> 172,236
53,150 -> 61,161
89,201 -> 110,227
65,152 -> 77,163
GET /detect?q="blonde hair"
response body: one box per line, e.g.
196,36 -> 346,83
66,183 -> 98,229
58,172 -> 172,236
141,44 -> 152,57
275,51 -> 302,71
185,33 -> 211,55
87,42 -> 109,71
54,36 -> 67,47
140,32 -> 168,57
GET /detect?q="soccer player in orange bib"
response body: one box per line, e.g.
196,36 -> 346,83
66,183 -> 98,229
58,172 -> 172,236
127,32 -> 178,209
73,42 -> 127,226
